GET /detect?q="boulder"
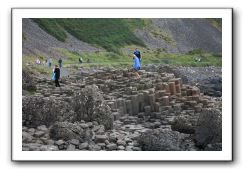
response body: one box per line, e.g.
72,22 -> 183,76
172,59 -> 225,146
137,129 -> 185,151
195,108 -> 222,149
22,96 -> 76,128
50,122 -> 92,142
171,115 -> 195,134
71,85 -> 113,130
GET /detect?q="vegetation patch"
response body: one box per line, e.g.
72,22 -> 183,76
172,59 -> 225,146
32,18 -> 67,42
32,18 -> 146,53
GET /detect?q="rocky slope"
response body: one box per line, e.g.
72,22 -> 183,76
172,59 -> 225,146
22,19 -> 100,57
135,18 -> 222,54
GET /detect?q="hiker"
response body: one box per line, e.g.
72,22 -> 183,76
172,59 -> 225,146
47,58 -> 52,68
53,65 -> 61,87
79,57 -> 83,63
58,58 -> 62,68
129,54 -> 141,79
133,48 -> 142,63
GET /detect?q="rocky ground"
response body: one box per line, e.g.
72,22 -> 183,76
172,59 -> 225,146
144,65 -> 222,97
22,65 -> 222,151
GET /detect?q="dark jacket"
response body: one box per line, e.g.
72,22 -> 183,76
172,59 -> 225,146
133,50 -> 141,59
54,67 -> 60,79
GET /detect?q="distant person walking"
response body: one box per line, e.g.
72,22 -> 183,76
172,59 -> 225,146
47,58 -> 52,68
133,48 -> 142,63
53,65 -> 61,87
58,58 -> 62,68
79,57 -> 83,63
129,54 -> 141,79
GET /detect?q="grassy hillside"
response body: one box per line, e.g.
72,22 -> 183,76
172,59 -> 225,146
32,18 -> 146,53
23,46 -> 221,77
24,18 -> 222,76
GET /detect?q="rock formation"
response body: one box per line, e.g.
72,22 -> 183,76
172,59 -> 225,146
22,66 -> 222,151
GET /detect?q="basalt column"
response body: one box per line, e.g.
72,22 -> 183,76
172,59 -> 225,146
116,98 -> 126,116
162,96 -> 170,106
125,100 -> 133,115
169,82 -> 176,95
131,95 -> 139,115
174,78 -> 182,94
148,94 -> 156,112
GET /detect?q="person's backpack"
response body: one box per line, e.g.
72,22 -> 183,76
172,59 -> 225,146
51,72 -> 56,81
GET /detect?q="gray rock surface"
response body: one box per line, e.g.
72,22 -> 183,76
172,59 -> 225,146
195,108 -> 222,148
22,19 -> 100,57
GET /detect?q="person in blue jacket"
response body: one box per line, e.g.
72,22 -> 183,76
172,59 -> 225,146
133,48 -> 141,63
130,54 -> 141,79
53,65 -> 61,87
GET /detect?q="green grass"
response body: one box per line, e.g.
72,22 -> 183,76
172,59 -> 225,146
23,46 -> 221,77
32,18 -> 146,53
23,55 -> 59,76
32,19 -> 67,42
56,47 -> 222,68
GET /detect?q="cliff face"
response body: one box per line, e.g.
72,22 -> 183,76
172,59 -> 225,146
135,18 -> 222,54
22,18 -> 221,56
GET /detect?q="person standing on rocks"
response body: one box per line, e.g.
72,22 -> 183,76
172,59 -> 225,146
58,58 -> 62,68
133,48 -> 142,64
53,65 -> 61,87
130,54 -> 141,79
47,58 -> 52,68
79,57 -> 83,63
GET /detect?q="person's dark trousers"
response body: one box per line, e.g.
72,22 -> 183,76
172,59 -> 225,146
55,79 -> 60,87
